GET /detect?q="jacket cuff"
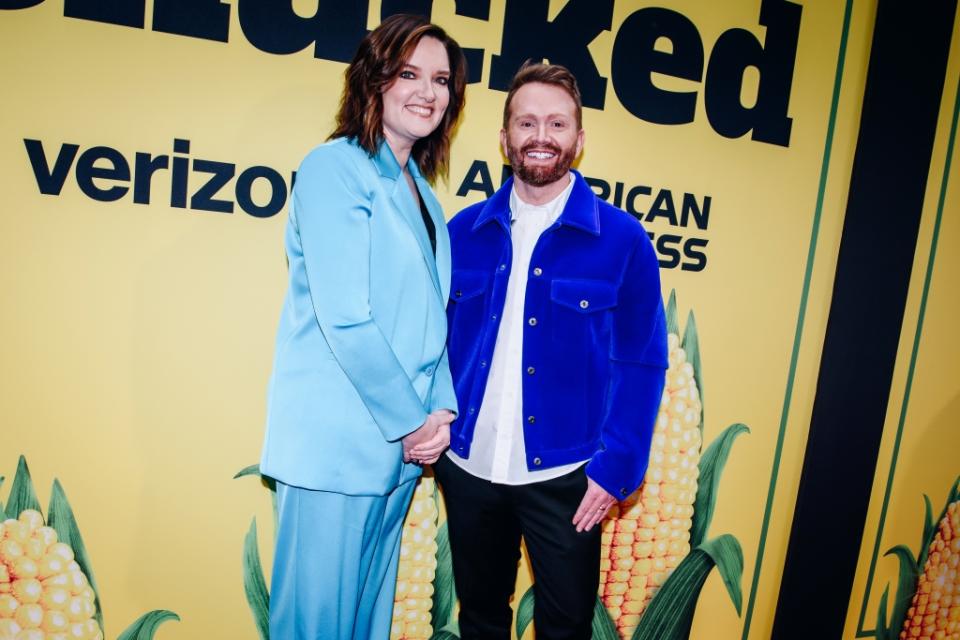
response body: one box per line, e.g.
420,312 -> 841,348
585,454 -> 638,500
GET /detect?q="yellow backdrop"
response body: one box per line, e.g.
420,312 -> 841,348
0,1 -> 893,638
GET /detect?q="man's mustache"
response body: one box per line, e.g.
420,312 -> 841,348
519,141 -> 563,156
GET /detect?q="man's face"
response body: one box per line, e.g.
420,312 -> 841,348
501,82 -> 584,187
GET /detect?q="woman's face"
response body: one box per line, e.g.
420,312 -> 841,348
381,36 -> 451,156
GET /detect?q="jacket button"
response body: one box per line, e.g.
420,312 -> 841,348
468,407 -> 476,415
455,290 -> 463,298
527,415 -> 535,424
533,267 -> 542,276
533,457 -> 542,466
526,366 -> 535,375
528,317 -> 537,326
480,360 -> 487,368
579,299 -> 589,309
491,314 -> 498,321
499,264 -> 507,271
620,488 -> 628,497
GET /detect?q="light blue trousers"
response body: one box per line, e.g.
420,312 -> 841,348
269,479 -> 417,640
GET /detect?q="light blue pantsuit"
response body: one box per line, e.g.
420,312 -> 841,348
260,138 -> 457,639
269,480 -> 417,640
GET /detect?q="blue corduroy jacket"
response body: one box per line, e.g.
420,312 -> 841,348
445,170 -> 668,499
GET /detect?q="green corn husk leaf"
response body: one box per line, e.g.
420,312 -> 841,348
631,534 -> 744,640
235,464 -> 279,542
665,290 -> 679,336
515,586 -> 535,639
0,475 -> 6,520
234,464 -> 261,479
703,534 -> 744,614
7,455 -> 42,518
243,518 -> 270,640
882,545 -> 919,640
116,610 -> 180,640
681,310 -> 705,436
590,594 -> 620,640
690,424 -> 749,548
920,494 -> 935,559
875,584 -> 892,640
431,521 -> 457,633
429,621 -> 461,640
47,478 -> 104,630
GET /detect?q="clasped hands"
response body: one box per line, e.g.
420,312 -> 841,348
402,409 -> 454,465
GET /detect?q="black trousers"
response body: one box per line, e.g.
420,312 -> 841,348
433,455 -> 600,640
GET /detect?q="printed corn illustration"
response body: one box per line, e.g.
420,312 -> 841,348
391,478 -> 439,640
875,479 -> 960,640
0,509 -> 101,640
899,498 -> 959,640
599,329 -> 702,639
1,456 -> 178,640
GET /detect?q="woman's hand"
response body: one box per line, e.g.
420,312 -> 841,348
402,410 -> 454,464
410,421 -> 450,464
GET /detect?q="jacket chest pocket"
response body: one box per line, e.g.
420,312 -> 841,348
448,269 -> 490,365
549,278 -> 618,345
450,269 -> 489,304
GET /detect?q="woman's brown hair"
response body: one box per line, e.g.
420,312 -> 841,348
329,14 -> 466,184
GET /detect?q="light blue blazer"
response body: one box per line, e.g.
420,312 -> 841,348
260,137 -> 457,496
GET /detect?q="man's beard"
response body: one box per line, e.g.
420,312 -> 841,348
507,139 -> 577,187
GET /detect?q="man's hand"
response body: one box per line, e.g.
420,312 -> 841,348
402,410 -> 454,464
572,477 -> 617,533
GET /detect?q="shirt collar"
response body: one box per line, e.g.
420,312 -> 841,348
509,173 -> 574,224
473,169 -> 601,236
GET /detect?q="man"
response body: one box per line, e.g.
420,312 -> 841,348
435,63 -> 668,640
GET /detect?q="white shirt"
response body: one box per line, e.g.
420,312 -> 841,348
448,174 -> 587,484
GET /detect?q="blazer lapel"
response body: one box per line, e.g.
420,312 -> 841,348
372,143 -> 443,299
389,178 -> 442,297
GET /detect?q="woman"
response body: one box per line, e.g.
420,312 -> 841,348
259,14 -> 465,640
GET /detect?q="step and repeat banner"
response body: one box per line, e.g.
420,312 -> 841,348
0,1 -> 898,638
843,15 -> 960,640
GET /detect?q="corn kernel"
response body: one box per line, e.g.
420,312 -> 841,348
11,580 -> 41,604
0,594 -> 18,618
0,619 -> 21,637
14,603 -> 43,629
42,609 -> 70,633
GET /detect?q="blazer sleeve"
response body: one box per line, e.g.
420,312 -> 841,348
291,146 -> 428,442
586,232 -> 668,498
427,346 -> 458,415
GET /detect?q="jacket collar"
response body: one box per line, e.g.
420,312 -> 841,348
472,169 -> 600,236
370,138 -> 423,181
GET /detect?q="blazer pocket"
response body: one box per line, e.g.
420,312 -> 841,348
550,278 -> 618,313
449,269 -> 489,303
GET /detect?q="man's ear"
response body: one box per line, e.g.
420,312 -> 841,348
575,128 -> 585,158
500,129 -> 508,157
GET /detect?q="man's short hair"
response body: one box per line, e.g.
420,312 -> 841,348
502,62 -> 583,129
